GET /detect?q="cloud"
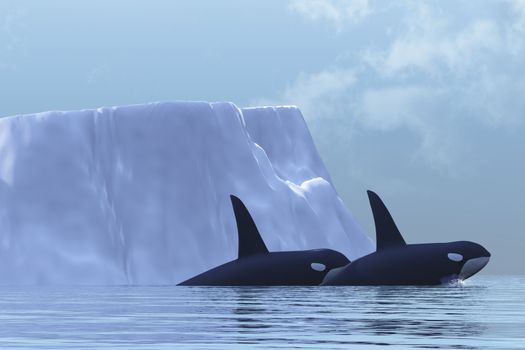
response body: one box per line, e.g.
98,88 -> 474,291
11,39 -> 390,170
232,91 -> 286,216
255,68 -> 356,122
283,69 -> 356,119
0,7 -> 24,71
362,1 -> 525,128
359,86 -> 436,130
275,0 -> 525,173
374,20 -> 501,76
289,0 -> 372,30
506,0 -> 525,32
86,64 -> 111,85
359,85 -> 459,169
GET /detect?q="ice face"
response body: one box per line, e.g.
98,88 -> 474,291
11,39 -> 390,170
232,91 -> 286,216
0,101 -> 374,285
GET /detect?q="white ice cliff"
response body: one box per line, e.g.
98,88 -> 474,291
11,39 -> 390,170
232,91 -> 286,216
0,102 -> 374,285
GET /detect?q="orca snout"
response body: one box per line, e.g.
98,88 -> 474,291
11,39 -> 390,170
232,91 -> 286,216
457,242 -> 491,280
469,241 -> 491,258
459,256 -> 490,280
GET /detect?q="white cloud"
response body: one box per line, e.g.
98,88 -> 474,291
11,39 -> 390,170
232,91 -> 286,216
465,70 -> 525,129
358,2 -> 525,165
289,0 -> 372,30
359,85 -> 459,170
282,69 -> 356,118
380,20 -> 500,75
0,8 -> 24,71
272,0 -> 525,173
86,64 -> 111,85
362,1 -> 525,128
361,2 -> 504,76
255,68 -> 356,121
359,86 -> 437,131
506,0 -> 525,31
501,0 -> 525,55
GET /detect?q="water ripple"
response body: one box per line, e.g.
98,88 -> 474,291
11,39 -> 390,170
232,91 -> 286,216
0,276 -> 524,349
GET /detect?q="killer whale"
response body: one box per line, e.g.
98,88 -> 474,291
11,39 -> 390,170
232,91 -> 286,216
322,190 -> 491,285
179,195 -> 350,286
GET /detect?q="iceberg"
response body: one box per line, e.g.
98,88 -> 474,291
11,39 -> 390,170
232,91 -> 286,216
0,101 -> 373,285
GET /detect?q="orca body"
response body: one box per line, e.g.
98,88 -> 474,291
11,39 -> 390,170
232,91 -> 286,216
322,191 -> 491,285
179,195 -> 350,286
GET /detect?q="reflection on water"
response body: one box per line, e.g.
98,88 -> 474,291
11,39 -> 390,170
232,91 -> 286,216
0,276 -> 524,349
222,284 -> 489,348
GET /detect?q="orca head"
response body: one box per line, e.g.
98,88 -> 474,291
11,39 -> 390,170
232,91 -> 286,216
441,241 -> 491,281
306,249 -> 350,275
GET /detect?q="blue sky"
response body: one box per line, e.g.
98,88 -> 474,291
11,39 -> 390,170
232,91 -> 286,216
1,0 -> 524,273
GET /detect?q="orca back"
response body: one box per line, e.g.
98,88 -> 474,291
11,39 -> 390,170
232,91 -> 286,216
230,195 -> 269,259
180,250 -> 349,286
367,190 -> 406,250
179,195 -> 350,286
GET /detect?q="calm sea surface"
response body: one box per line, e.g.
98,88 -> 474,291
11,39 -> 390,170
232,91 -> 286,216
0,275 -> 523,349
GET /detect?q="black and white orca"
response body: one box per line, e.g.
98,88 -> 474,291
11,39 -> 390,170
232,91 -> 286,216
179,195 -> 350,286
321,190 -> 491,285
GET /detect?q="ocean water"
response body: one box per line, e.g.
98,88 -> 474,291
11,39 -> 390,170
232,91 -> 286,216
0,276 -> 523,349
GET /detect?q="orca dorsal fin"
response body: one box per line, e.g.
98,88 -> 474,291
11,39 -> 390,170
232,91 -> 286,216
367,190 -> 407,251
230,195 -> 269,259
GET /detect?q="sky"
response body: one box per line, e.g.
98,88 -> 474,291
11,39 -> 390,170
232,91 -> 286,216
1,0 -> 524,274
